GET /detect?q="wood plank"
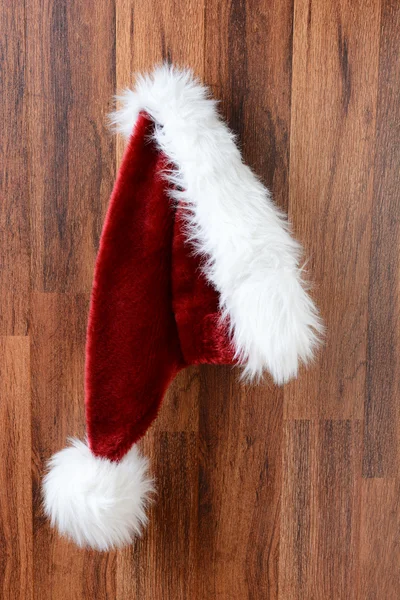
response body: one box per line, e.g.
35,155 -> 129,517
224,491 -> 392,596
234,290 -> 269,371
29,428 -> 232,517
197,367 -> 282,599
0,2 -> 30,334
116,0 -> 205,84
309,420 -> 362,598
30,293 -> 117,599
360,478 -> 400,597
279,421 -> 311,597
286,0 -> 381,419
0,338 -> 32,600
114,2 -> 205,598
117,433 -> 198,600
203,2 -> 294,597
280,420 -> 362,599
153,367 -> 200,433
27,0 -> 116,293
363,0 -> 400,478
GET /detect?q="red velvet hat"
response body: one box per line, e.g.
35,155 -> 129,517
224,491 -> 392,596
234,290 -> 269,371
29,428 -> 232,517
43,65 -> 322,550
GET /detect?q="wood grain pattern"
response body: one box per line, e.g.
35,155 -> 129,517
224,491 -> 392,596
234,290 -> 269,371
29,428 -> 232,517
27,0 -> 115,293
280,420 -> 362,599
360,478 -> 400,598
205,373 -> 282,599
286,0 -> 381,420
1,0 -> 399,597
0,2 -> 30,334
0,338 -> 32,599
363,0 -> 400,479
118,432 -> 199,600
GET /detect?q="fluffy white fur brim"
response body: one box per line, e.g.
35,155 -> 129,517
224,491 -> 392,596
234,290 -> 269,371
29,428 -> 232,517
110,64 -> 323,384
42,439 -> 154,551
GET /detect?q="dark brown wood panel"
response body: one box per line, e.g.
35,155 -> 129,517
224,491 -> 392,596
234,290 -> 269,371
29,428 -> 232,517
279,420 -> 312,597
1,0 -> 399,597
27,0 -> 116,293
117,433 -> 199,600
360,479 -> 400,598
0,338 -> 32,600
311,420 -> 362,598
203,3 -> 293,596
286,0 -> 381,420
0,2 -> 30,334
197,367 -> 282,599
363,0 -> 400,479
280,420 -> 363,599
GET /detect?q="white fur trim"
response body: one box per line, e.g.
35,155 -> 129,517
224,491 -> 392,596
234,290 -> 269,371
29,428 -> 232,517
42,439 -> 154,551
110,65 -> 323,384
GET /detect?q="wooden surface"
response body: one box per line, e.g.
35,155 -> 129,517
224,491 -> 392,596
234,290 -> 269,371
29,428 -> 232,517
1,0 -> 400,597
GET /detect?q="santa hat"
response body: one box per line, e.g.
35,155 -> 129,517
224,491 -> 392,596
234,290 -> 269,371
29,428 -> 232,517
42,65 -> 322,550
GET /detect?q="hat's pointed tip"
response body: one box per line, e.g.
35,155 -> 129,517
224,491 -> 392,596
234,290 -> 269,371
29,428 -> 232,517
42,438 -> 154,551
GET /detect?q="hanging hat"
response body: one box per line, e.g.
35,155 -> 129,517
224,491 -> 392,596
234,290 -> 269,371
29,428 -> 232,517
42,65 -> 322,550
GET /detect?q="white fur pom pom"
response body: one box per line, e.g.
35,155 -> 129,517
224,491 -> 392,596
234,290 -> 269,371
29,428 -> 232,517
42,439 -> 154,551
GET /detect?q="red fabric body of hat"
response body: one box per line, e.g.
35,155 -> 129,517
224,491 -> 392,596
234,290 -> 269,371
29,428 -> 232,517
85,113 -> 235,461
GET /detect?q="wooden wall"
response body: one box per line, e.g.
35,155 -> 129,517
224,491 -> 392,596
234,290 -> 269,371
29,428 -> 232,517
1,0 -> 399,598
